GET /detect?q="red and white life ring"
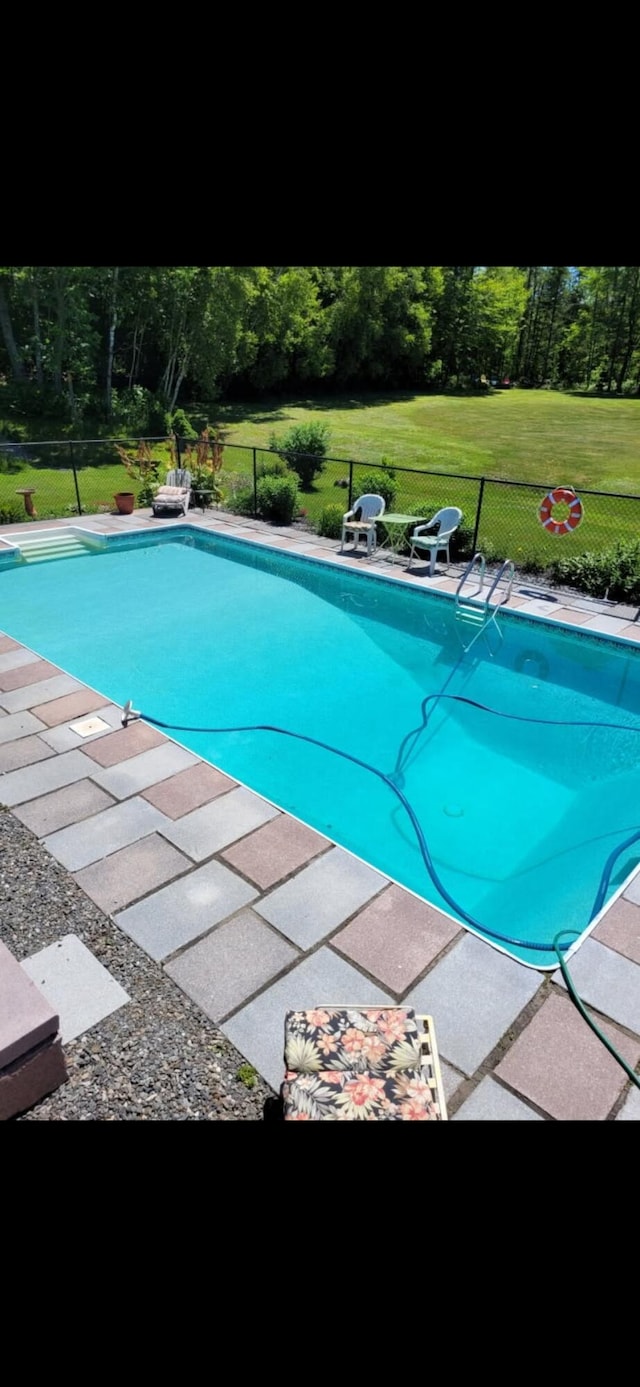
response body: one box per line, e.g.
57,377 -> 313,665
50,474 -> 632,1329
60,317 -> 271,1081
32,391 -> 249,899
538,486 -> 583,536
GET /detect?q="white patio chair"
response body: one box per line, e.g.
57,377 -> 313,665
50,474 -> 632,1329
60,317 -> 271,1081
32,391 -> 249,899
408,506 -> 462,576
340,493 -> 386,557
151,469 -> 192,518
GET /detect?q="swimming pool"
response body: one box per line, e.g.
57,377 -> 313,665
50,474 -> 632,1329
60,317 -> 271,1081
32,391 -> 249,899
2,523 -> 640,970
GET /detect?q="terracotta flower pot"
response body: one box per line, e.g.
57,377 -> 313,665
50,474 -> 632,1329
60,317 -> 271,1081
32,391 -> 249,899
114,492 -> 135,515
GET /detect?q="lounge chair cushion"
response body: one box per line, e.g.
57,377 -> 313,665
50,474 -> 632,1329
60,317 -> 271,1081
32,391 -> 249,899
156,485 -> 187,499
280,1007 -> 445,1119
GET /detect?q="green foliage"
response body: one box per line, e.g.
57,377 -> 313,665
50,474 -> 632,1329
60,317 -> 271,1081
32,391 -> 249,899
449,520 -> 473,561
547,541 -> 640,602
0,501 -> 24,524
256,474 -> 299,525
113,440 -> 161,506
356,466 -> 397,511
257,454 -> 290,479
170,408 -> 197,439
111,387 -> 170,437
232,487 -> 256,517
269,421 -> 330,490
236,1063 -> 258,1089
317,503 -> 346,539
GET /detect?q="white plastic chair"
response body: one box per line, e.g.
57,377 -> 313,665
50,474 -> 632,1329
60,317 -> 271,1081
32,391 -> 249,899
408,506 -> 463,576
340,494 -> 386,557
151,469 -> 192,517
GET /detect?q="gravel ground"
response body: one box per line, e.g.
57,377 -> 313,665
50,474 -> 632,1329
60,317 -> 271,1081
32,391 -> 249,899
1,808 -> 277,1121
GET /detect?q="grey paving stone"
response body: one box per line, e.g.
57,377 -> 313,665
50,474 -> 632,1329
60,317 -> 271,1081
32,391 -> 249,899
161,786 -> 280,861
0,647 -> 41,673
552,936 -> 640,1037
39,704 -> 123,752
14,780 -> 117,837
114,859 -> 259,962
404,933 -> 544,1076
616,1085 -> 640,1120
0,735 -> 57,773
0,710 -> 48,744
0,749 -> 94,806
452,1076 -> 544,1120
221,948 -> 394,1092
21,934 -> 129,1044
0,674 -> 85,713
87,743 -> 200,799
42,796 -> 170,870
165,909 -> 299,1021
439,1059 -> 465,1105
254,846 -> 389,948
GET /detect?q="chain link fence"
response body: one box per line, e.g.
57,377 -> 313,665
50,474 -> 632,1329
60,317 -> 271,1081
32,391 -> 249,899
1,437 -> 639,582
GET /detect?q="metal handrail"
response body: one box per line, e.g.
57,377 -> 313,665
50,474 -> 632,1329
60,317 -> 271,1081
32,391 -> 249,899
486,559 -> 515,608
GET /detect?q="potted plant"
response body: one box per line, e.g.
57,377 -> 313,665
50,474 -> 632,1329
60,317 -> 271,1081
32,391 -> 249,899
113,491 -> 135,515
113,440 -> 162,512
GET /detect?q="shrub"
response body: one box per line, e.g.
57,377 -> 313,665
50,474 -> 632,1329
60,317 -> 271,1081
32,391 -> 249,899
269,421 -> 330,490
170,408 -> 197,440
547,541 -> 640,602
257,454 -> 290,479
356,467 -> 397,511
256,475 -> 299,525
111,386 -> 169,435
317,503 -> 346,539
231,487 -> 256,517
0,501 -> 24,525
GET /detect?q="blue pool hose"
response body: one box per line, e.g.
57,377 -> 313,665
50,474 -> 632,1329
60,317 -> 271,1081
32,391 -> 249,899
121,697 -> 640,1091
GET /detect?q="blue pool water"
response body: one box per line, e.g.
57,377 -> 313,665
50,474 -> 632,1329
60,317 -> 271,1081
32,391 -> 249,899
2,525 -> 640,969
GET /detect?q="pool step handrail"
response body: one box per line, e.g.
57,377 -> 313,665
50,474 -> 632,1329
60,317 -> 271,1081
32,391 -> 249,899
455,555 -> 514,654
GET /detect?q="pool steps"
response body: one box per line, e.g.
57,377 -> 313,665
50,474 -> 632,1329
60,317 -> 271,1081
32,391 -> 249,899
0,527 -> 107,566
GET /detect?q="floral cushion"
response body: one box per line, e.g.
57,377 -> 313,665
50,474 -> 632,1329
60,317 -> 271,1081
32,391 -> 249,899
282,1068 -> 441,1121
281,1008 -> 443,1120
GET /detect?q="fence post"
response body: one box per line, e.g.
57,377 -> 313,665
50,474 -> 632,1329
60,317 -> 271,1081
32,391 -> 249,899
348,460 -> 354,510
70,441 -> 82,515
252,448 -> 258,518
471,476 -> 485,555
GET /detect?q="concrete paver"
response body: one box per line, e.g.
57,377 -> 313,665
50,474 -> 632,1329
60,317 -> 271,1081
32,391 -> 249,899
221,947 -> 394,1092
452,1075 -> 544,1120
0,735 -> 57,773
42,796 -> 171,870
332,883 -> 463,994
141,762 -> 237,818
165,909 -> 300,1021
494,991 -> 640,1121
552,936 -> 640,1035
220,815 -> 330,889
86,743 -> 201,799
254,846 -> 389,948
404,932 -> 543,1076
21,934 -> 129,1044
73,834 -> 193,915
161,786 -> 280,861
114,858 -> 259,961
14,780 -> 117,837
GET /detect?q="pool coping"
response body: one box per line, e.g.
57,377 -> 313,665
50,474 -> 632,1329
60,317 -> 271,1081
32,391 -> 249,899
2,506 -> 640,1120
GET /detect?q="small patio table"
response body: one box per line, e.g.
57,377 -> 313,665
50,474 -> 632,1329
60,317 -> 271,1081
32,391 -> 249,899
375,512 -> 426,563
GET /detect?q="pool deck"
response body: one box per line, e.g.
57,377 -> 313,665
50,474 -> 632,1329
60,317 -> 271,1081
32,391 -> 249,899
2,506 -> 640,1121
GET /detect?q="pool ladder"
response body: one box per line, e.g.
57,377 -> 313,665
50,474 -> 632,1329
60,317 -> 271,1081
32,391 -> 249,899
455,554 -> 514,654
